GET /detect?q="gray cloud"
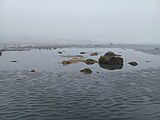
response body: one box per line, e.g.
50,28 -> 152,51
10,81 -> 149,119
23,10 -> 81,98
0,0 -> 160,44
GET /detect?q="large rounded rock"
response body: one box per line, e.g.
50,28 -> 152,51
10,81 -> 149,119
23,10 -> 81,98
104,51 -> 116,56
99,63 -> 123,70
99,56 -> 123,65
98,51 -> 123,70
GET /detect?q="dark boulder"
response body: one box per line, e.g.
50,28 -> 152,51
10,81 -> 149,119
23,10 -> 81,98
0,51 -> 2,56
31,70 -> 36,72
80,68 -> 92,74
58,51 -> 62,54
99,56 -> 123,65
99,63 -> 123,70
10,61 -> 18,62
104,51 -> 116,56
80,52 -> 86,54
128,62 -> 138,66
98,51 -> 123,70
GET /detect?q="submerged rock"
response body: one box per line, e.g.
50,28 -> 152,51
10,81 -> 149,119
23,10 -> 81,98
90,52 -> 98,56
155,48 -> 159,50
84,59 -> 97,65
128,62 -> 138,66
80,68 -> 92,74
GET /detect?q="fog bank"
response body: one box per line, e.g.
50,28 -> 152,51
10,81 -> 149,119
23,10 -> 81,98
0,0 -> 160,44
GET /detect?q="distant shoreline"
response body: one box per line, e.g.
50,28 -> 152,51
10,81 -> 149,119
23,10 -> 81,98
0,43 -> 160,56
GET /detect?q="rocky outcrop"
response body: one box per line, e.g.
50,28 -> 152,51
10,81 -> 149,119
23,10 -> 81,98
99,55 -> 123,65
128,62 -> 138,66
80,68 -> 92,74
104,51 -> 116,56
98,51 -> 123,70
99,63 -> 123,70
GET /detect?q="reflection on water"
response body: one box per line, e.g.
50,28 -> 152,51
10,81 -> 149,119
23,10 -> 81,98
0,47 -> 160,72
99,63 -> 123,70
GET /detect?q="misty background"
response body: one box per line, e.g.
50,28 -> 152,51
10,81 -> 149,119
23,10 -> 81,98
0,0 -> 160,44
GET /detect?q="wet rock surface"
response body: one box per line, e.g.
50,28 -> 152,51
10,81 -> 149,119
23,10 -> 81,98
80,68 -> 92,74
99,51 -> 123,66
62,59 -> 83,65
58,51 -> 62,54
84,59 -> 97,65
99,63 -> 123,70
104,51 -> 116,56
128,62 -> 138,66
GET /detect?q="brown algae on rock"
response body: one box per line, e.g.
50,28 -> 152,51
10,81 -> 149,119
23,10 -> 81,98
80,68 -> 92,74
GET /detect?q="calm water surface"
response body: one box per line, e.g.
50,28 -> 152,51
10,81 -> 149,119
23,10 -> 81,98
0,48 -> 160,120
0,48 -> 160,72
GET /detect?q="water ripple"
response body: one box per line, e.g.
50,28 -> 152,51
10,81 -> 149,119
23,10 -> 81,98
0,68 -> 160,120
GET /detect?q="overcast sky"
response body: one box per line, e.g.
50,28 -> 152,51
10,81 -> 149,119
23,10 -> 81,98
0,0 -> 160,44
